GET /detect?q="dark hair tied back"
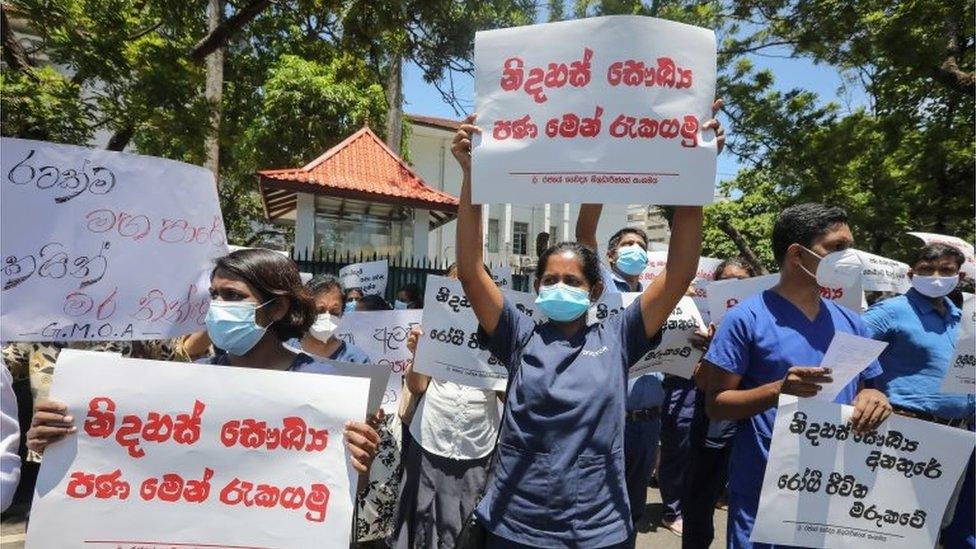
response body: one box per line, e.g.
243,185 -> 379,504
535,241 -> 602,288
212,249 -> 316,342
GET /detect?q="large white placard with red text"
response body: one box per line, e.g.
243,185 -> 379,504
472,16 -> 718,205
1,138 -> 228,341
26,350 -> 367,549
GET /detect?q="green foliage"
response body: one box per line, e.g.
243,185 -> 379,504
0,66 -> 93,143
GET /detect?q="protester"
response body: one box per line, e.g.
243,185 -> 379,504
450,108 -> 716,547
576,218 -> 666,530
346,287 -> 366,313
391,264 -> 502,548
294,274 -> 404,545
701,203 -> 892,548
862,243 -> 975,548
395,283 -> 422,310
682,257 -> 756,549
25,249 -> 380,490
292,274 -> 371,363
574,100 -> 726,534
1,366 -> 20,512
358,294 -> 393,311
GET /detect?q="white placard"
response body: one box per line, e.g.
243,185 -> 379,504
639,253 -> 722,321
587,291 -> 641,325
26,350 -> 367,549
815,332 -> 887,402
940,334 -> 976,395
491,265 -> 514,289
294,358 -> 392,414
338,260 -> 388,296
907,232 -> 976,279
707,274 -> 864,325
413,276 -> 541,390
857,250 -> 910,293
631,297 -> 705,378
751,395 -> 975,549
1,138 -> 228,341
472,16 -> 718,205
333,310 -> 422,413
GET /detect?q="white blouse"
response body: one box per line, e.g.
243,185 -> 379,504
409,377 -> 501,460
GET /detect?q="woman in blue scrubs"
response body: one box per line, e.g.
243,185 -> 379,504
449,112 -> 718,548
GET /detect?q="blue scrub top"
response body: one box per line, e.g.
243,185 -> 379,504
475,297 -> 661,547
704,290 -> 882,502
863,289 -> 973,419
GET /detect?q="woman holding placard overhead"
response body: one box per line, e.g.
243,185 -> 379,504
26,249 -> 381,489
449,110 -> 718,547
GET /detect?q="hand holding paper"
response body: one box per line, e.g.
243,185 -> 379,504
815,332 -> 887,402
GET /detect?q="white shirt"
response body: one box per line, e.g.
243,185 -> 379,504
409,377 -> 500,460
1,366 -> 20,511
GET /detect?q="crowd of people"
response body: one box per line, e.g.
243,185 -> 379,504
1,104 -> 973,549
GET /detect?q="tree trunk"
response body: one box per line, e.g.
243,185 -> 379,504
717,219 -> 769,275
204,0 -> 224,184
189,0 -> 269,61
384,54 -> 403,152
1,8 -> 34,75
106,124 -> 135,151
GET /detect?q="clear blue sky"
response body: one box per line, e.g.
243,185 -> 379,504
401,20 -> 868,185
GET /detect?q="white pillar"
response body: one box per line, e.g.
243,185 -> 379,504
562,203 -> 570,242
544,204 -> 552,243
503,203 -> 513,259
412,209 -> 430,262
295,192 -> 315,257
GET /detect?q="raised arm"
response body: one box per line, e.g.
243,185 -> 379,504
575,204 -> 602,251
452,115 -> 504,336
637,99 -> 725,338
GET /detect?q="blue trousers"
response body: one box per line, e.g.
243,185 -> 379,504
659,376 -> 697,522
624,413 -> 661,526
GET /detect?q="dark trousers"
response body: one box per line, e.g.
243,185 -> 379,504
681,443 -> 732,549
659,376 -> 696,522
940,422 -> 975,548
624,414 -> 661,527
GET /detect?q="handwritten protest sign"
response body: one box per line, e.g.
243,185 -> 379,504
491,265 -> 514,289
1,138 -> 228,341
27,350 -> 366,549
632,297 -> 705,378
908,232 -> 976,279
856,250 -> 910,293
339,260 -> 388,296
751,396 -> 975,549
588,293 -> 704,378
941,295 -> 975,395
333,310 -> 422,413
707,274 -> 864,325
472,16 -> 718,205
638,253 -> 722,321
413,276 -> 540,390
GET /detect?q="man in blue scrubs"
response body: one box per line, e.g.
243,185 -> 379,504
701,203 -> 892,548
863,243 -> 975,548
576,209 -> 667,530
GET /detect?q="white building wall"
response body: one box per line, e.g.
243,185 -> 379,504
407,123 -> 633,268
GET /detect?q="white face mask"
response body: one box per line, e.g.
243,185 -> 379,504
911,275 -> 959,298
799,246 -> 864,288
309,312 -> 338,343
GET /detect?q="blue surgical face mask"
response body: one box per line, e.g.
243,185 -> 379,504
394,300 -> 409,310
615,244 -> 648,276
344,300 -> 358,313
205,300 -> 273,356
535,283 -> 591,322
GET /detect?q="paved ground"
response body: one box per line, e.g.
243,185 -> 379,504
0,485 -> 727,549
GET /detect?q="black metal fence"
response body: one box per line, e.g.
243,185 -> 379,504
292,250 -> 531,304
